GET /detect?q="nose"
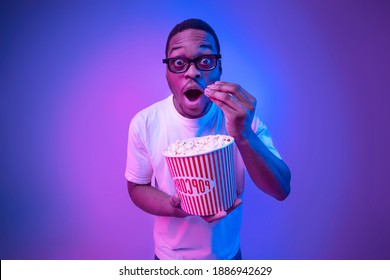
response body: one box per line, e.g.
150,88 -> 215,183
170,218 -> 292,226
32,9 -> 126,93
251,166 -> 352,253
185,62 -> 201,79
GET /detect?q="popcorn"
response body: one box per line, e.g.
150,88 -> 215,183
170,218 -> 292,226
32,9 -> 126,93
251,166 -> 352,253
163,134 -> 233,156
163,134 -> 236,216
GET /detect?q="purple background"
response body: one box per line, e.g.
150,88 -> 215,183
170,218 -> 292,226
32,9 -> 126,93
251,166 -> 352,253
1,0 -> 389,259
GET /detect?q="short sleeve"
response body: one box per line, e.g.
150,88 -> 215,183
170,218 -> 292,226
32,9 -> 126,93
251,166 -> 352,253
124,115 -> 153,184
252,116 -> 282,160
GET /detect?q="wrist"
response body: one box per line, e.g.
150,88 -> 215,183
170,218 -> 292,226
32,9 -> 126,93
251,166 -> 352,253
233,129 -> 255,146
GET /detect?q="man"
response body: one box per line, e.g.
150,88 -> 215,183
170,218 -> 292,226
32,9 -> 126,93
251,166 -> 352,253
125,18 -> 291,260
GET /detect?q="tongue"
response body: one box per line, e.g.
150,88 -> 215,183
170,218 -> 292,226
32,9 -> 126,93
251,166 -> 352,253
185,89 -> 202,101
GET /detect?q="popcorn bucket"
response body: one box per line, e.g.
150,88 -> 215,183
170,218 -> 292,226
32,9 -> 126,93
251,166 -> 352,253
163,135 -> 236,216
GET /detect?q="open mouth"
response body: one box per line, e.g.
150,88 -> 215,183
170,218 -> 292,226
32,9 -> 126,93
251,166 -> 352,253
184,89 -> 203,101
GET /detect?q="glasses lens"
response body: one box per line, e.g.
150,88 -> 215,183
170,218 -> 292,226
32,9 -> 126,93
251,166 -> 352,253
196,55 -> 217,70
169,58 -> 188,73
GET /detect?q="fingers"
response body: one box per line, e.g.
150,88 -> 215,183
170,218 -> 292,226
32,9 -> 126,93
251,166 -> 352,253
169,194 -> 181,208
171,194 -> 242,222
226,198 -> 242,215
204,81 -> 256,124
170,194 -> 191,218
204,81 -> 256,110
205,89 -> 239,115
214,81 -> 254,102
201,211 -> 227,223
201,198 -> 242,223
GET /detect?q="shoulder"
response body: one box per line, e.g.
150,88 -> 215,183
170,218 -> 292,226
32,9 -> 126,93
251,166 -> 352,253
130,95 -> 172,127
251,115 -> 282,159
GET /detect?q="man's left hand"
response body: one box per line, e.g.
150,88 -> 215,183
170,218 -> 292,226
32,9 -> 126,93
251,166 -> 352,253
204,81 -> 256,139
201,198 -> 242,223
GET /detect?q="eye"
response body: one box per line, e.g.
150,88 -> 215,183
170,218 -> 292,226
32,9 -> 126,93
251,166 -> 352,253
198,57 -> 212,66
172,58 -> 187,68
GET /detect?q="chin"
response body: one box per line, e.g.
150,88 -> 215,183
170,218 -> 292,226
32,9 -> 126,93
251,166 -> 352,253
187,100 -> 212,118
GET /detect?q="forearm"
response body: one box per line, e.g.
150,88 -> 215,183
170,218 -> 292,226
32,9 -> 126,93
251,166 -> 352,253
127,181 -> 188,217
235,130 -> 291,200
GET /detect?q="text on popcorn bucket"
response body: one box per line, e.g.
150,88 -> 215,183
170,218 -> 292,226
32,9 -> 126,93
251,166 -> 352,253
173,177 -> 215,196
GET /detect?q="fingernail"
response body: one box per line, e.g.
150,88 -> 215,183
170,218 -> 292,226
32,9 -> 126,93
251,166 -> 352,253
204,88 -> 214,95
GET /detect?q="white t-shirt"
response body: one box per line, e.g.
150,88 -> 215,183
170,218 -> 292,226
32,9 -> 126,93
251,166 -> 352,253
125,95 -> 280,259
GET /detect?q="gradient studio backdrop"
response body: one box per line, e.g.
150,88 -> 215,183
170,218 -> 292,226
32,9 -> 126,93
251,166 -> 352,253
1,0 -> 389,259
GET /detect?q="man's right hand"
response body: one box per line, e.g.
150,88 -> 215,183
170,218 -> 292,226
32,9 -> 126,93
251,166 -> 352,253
169,194 -> 190,218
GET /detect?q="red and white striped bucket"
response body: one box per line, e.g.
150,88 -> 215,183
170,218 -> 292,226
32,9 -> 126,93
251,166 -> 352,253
163,135 -> 236,216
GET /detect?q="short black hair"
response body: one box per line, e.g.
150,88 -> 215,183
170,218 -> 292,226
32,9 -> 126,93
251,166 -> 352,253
165,18 -> 221,57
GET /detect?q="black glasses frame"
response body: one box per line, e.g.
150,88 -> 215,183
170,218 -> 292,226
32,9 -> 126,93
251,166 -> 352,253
162,54 -> 222,73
